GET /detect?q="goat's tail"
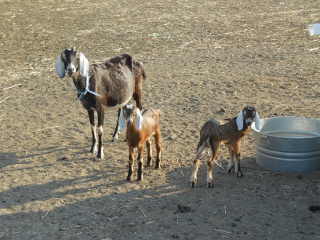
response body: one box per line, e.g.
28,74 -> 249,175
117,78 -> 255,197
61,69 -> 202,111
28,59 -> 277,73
197,132 -> 209,151
195,132 -> 209,159
155,109 -> 162,118
142,66 -> 147,79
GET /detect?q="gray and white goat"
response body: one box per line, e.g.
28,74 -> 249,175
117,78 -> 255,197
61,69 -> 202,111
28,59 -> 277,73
191,107 -> 260,188
55,47 -> 145,158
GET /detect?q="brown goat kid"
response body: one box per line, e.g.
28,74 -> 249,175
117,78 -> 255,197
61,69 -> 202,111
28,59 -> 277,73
191,107 -> 260,188
55,47 -> 145,159
119,105 -> 162,181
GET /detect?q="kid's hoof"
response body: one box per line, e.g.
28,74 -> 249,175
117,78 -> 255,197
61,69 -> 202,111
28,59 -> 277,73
207,182 -> 214,188
237,170 -> 243,177
227,166 -> 234,173
191,182 -> 196,188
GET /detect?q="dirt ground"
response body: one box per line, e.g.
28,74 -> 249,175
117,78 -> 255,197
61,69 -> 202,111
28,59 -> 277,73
0,0 -> 320,239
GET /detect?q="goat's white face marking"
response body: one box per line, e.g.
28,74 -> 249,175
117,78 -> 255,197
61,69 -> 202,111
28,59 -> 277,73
67,62 -> 76,75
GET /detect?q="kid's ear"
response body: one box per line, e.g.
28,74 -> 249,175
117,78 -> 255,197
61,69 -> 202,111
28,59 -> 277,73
236,110 -> 244,131
255,111 -> 261,130
135,108 -> 143,131
118,108 -> 126,131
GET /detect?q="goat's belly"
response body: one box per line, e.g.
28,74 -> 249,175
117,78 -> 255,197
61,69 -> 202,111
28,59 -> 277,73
105,96 -> 132,110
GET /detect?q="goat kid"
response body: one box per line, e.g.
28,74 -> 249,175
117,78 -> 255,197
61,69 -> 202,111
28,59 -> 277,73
119,105 -> 162,181
55,47 -> 145,158
191,107 -> 260,188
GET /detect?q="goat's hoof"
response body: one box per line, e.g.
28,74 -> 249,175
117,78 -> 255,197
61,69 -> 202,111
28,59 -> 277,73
191,182 -> 197,188
227,166 -> 234,173
207,182 -> 214,188
126,176 -> 132,181
96,154 -> 104,159
237,171 -> 243,177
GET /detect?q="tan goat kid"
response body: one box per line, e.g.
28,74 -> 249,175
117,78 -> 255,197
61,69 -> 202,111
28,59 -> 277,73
119,105 -> 162,181
191,106 -> 260,188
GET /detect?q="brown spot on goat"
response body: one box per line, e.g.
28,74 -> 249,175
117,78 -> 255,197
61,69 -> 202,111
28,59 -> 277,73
191,107 -> 260,188
119,105 -> 162,181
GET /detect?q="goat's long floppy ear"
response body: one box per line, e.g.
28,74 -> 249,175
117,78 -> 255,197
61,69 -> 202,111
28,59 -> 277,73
55,56 -> 65,78
135,108 -> 143,131
118,108 -> 126,131
79,52 -> 89,77
255,111 -> 261,130
236,110 -> 244,130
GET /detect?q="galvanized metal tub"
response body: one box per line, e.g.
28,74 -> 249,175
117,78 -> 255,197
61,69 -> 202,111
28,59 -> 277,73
252,116 -> 320,173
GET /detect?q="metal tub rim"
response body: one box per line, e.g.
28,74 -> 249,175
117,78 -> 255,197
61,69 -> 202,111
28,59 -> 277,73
251,116 -> 320,173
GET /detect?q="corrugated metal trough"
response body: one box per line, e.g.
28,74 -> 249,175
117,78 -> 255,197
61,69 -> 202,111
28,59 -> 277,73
252,116 -> 320,173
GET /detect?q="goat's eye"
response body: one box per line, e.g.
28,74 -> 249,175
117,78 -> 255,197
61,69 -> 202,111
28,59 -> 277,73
61,53 -> 66,60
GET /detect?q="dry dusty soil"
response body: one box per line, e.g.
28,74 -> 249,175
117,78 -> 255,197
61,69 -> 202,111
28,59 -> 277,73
0,0 -> 320,239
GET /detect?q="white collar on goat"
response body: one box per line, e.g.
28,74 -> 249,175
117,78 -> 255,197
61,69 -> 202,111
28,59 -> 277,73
77,74 -> 101,100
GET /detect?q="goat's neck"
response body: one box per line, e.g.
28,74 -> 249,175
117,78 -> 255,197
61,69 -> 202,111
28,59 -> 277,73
72,73 -> 86,92
127,121 -> 140,133
240,121 -> 249,136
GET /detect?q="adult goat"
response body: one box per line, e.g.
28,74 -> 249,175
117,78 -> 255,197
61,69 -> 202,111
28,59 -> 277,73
55,47 -> 145,158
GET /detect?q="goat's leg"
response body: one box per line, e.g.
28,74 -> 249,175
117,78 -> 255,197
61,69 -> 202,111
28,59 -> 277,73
134,73 -> 143,110
207,140 -> 220,188
146,139 -> 152,167
191,141 -> 206,188
234,144 -> 243,177
88,110 -> 98,154
112,108 -> 121,142
96,109 -> 105,159
227,145 -> 235,173
137,145 -> 144,181
154,130 -> 162,169
127,146 -> 135,181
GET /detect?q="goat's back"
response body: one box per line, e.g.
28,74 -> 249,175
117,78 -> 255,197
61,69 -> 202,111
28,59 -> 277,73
89,55 -> 137,107
142,108 -> 161,122
200,117 -> 244,144
198,119 -> 221,144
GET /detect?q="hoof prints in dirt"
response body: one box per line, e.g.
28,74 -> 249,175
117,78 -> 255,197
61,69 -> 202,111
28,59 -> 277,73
309,205 -> 320,213
175,204 -> 193,214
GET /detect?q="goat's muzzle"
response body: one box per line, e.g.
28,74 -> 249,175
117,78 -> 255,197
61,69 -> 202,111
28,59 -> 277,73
127,118 -> 134,125
246,119 -> 253,126
66,65 -> 76,76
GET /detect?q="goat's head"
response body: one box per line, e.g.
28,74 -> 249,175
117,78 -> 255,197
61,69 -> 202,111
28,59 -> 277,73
119,105 -> 143,131
55,47 -> 89,78
236,106 -> 260,131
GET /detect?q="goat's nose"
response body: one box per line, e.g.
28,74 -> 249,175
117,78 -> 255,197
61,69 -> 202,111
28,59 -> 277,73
67,66 -> 75,72
67,64 -> 76,73
246,119 -> 253,126
127,118 -> 133,125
